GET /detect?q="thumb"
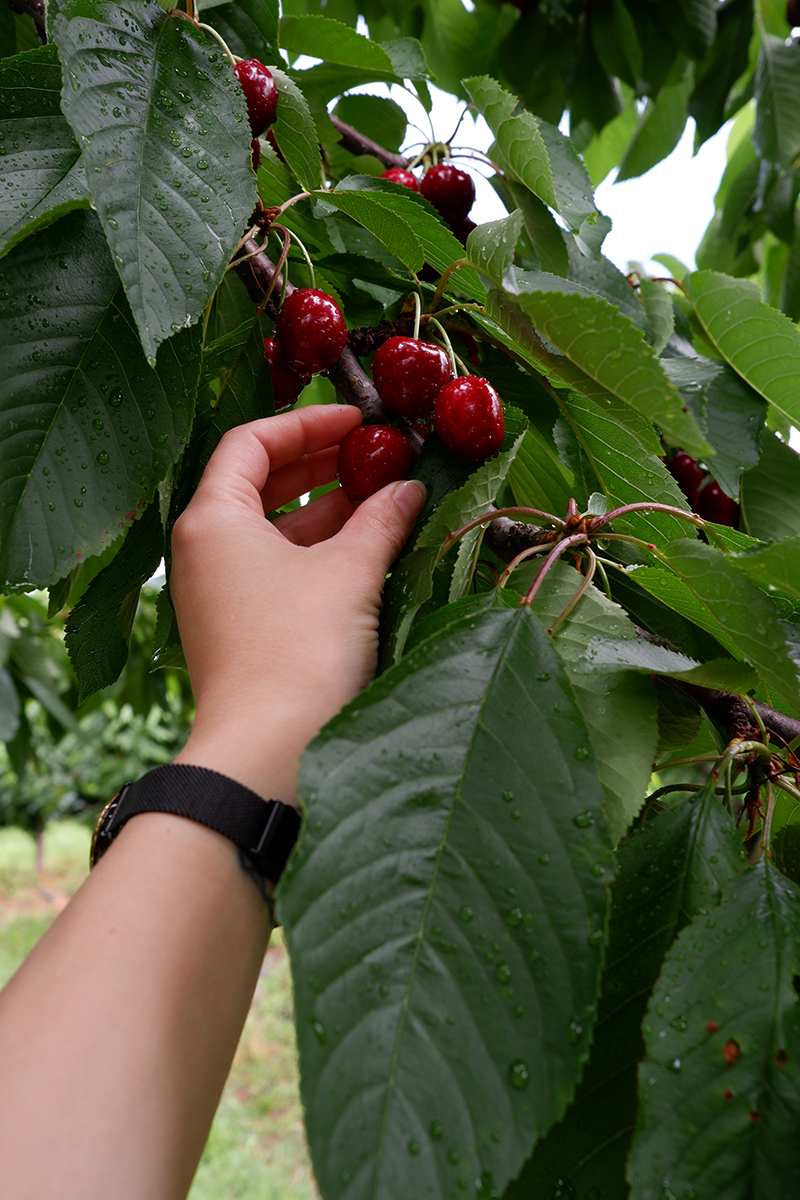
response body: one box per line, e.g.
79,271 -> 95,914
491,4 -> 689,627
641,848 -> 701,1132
336,479 -> 427,580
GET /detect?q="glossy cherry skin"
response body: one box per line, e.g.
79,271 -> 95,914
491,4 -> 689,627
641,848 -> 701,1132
380,168 -> 419,191
666,451 -> 706,504
372,336 -> 454,420
234,60 -> 278,138
338,425 -> 413,503
420,163 -> 476,224
276,288 -> 348,376
263,337 -> 309,408
434,377 -> 504,459
451,216 -> 477,246
696,479 -> 740,527
788,0 -> 800,25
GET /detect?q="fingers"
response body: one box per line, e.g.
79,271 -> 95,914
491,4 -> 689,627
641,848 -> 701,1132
260,446 -> 340,514
333,479 -> 427,581
271,487 -> 356,545
196,406 -> 361,511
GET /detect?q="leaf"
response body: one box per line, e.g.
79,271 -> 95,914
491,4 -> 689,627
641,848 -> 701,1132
332,94 -> 407,152
663,356 -> 767,498
0,667 -> 20,742
50,0 -> 256,364
654,678 -> 703,754
564,235 -> 650,334
463,76 -> 557,214
506,182 -> 568,278
684,270 -> 800,430
462,74 -> 516,131
533,116 -> 597,234
508,560 -> 658,843
196,0 -> 279,61
379,417 -> 525,667
465,211 -> 522,290
616,72 -> 693,182
64,504 -> 163,701
754,32 -> 800,169
660,538 -> 800,709
581,88 -> 639,187
508,277 -> 711,458
640,279 -> 674,356
581,636 -> 759,694
507,429 -> 575,517
620,565 -> 744,661
280,14 -> 393,70
689,0 -> 754,146
199,315 -> 273,470
0,209 -> 199,592
279,597 -> 613,1200
629,861 -> 800,1199
731,536 -> 800,603
0,44 -> 90,258
741,430 -> 800,543
506,781 -> 745,1200
264,64 -> 323,191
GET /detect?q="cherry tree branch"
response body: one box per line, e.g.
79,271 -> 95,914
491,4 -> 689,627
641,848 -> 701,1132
328,114 -> 411,170
7,0 -> 45,26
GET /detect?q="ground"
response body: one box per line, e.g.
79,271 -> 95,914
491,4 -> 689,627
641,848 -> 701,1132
0,820 -> 319,1200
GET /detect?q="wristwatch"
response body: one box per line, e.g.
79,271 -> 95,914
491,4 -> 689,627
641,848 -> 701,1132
90,763 -> 302,886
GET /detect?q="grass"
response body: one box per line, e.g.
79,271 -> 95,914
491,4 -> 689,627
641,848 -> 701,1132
0,820 -> 319,1199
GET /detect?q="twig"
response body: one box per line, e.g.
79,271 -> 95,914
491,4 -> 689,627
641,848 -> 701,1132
328,114 -> 410,170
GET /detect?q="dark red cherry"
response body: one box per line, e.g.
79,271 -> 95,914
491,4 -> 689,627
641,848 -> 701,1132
337,425 -> 413,502
372,336 -> 454,420
234,60 -> 278,138
666,451 -> 706,503
696,479 -> 740,527
420,163 -> 476,224
433,377 -> 504,459
250,137 -> 261,172
276,288 -> 347,376
380,168 -> 419,191
451,216 -> 477,246
263,337 -> 309,409
788,0 -> 800,26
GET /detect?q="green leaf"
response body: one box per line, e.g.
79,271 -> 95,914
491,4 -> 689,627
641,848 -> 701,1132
64,504 -> 164,701
51,0 -> 256,363
741,430 -> 800,542
332,94 -> 407,152
463,76 -> 557,213
689,0 -> 754,146
0,209 -> 199,592
629,861 -> 800,1198
731,535 -> 800,603
200,316 -> 257,388
380,37 -> 430,83
617,72 -> 693,183
581,88 -> 639,187
564,235 -> 650,334
509,560 -> 658,843
462,74 -> 516,130
506,781 -> 745,1200
507,182 -> 568,278
533,116 -> 597,234
279,597 -> 613,1200
199,316 -> 273,469
754,32 -> 800,169
581,636 -> 759,694
619,565 -> 743,660
654,678 -> 703,753
465,211 -> 522,289
640,279 -> 674,356
661,538 -> 800,708
684,270 -> 800,430
509,278 -> 711,458
195,0 -> 279,61
0,44 -> 90,258
280,14 -> 393,70
0,667 -> 20,742
591,0 -> 643,88
267,66 -> 322,191
663,356 -> 767,498
507,429 -> 575,518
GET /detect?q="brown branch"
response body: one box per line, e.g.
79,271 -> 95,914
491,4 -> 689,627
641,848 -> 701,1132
483,514 -> 551,561
7,0 -> 46,40
665,678 -> 800,747
328,114 -> 410,171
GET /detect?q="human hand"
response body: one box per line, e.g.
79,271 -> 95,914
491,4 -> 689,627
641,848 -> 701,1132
170,405 -> 426,802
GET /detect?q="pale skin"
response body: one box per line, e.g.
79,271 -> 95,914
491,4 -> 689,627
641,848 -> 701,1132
0,404 -> 426,1200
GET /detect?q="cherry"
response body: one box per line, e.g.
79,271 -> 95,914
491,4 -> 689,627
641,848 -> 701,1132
420,163 -> 476,224
451,216 -> 477,247
788,0 -> 800,25
372,336 -> 454,420
433,377 -> 504,459
263,337 -> 309,409
666,451 -> 706,504
234,60 -> 278,138
380,168 -> 418,191
276,288 -> 348,376
696,479 -> 740,527
250,138 -> 261,172
338,425 -> 413,502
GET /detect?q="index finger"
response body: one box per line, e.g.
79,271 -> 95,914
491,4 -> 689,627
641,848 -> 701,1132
196,404 -> 362,506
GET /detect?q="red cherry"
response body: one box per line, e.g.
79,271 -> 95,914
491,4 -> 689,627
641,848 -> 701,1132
666,451 -> 706,502
420,163 -> 476,224
451,216 -> 477,246
276,288 -> 348,376
372,336 -> 454,420
380,168 -> 419,191
433,377 -> 504,459
696,479 -> 740,527
788,0 -> 800,25
263,337 -> 309,409
337,425 -> 413,502
234,60 -> 278,138
250,138 -> 261,172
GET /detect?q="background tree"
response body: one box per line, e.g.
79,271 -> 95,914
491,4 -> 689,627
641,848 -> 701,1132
2,1 -> 800,1198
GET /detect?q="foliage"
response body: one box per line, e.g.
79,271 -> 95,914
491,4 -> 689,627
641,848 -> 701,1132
2,2 -> 800,1199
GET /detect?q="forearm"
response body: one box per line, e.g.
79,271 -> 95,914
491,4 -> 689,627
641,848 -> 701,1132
0,811 -> 272,1200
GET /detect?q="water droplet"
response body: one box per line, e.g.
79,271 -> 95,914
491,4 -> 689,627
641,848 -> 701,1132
507,907 -> 523,927
573,811 -> 594,828
671,1015 -> 688,1032
667,1058 -> 682,1072
509,1060 -> 529,1090
109,390 -> 123,407
502,790 -> 514,804
537,671 -> 550,682
429,1121 -> 443,1140
459,905 -> 473,922
575,746 -> 590,760
74,498 -> 83,507
447,1148 -> 460,1164
407,1140 -> 419,1155
311,1019 -> 326,1045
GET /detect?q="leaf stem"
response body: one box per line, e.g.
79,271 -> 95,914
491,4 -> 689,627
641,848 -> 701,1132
521,533 -> 588,608
762,779 -> 776,854
257,226 -> 291,314
496,542 -> 553,588
273,192 -> 312,218
548,547 -> 598,634
412,291 -> 421,341
589,501 -> 703,534
428,259 -> 470,314
194,20 -> 238,66
426,317 -> 459,377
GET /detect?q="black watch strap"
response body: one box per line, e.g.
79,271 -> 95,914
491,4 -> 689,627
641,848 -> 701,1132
90,763 -> 301,885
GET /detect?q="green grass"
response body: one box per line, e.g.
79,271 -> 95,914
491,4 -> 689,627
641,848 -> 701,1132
0,820 -> 318,1199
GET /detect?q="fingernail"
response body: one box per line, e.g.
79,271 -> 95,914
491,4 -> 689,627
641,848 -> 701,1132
392,479 -> 427,520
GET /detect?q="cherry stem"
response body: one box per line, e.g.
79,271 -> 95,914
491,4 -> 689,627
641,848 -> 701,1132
273,192 -> 312,218
593,556 -> 612,601
596,532 -> 671,568
658,753 -> 731,771
412,291 -> 421,341
224,235 -> 267,274
257,226 -> 291,315
444,104 -> 470,148
429,259 -> 470,314
426,316 -> 458,377
437,506 -> 564,563
741,694 -> 769,743
424,302 -> 484,320
762,778 -> 776,854
194,21 -> 238,66
521,533 -> 588,608
282,224 -> 315,290
496,541 -> 553,588
548,547 -> 598,634
588,501 -> 703,534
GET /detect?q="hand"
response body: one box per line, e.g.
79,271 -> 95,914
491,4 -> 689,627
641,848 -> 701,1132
169,405 -> 426,802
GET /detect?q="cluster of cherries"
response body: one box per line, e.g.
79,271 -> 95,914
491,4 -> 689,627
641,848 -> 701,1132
381,162 -> 477,246
666,451 -> 740,527
262,289 -> 504,502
